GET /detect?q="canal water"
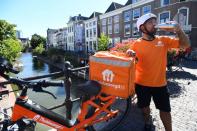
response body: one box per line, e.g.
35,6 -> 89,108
16,53 -> 86,130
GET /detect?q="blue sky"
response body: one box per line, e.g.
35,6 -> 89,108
0,0 -> 128,38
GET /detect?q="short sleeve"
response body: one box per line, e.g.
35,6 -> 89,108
161,36 -> 180,49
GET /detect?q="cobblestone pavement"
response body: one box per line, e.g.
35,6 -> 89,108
114,60 -> 197,131
150,60 -> 197,131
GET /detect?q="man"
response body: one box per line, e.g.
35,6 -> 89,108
127,13 -> 190,131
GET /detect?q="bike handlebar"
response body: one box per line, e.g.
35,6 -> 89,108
0,57 -> 19,74
0,78 -> 63,89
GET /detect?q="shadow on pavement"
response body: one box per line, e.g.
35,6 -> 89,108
167,70 -> 197,81
182,59 -> 197,69
167,80 -> 185,98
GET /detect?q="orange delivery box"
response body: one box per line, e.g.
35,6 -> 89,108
89,51 -> 136,98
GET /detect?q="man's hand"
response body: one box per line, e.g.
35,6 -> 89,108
126,49 -> 136,57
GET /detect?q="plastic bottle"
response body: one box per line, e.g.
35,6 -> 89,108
155,21 -> 177,30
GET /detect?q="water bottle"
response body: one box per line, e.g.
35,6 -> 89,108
155,21 -> 177,30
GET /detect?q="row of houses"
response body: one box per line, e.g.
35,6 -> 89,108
47,0 -> 197,55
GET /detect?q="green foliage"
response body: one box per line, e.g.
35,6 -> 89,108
0,20 -> 16,41
0,39 -> 22,62
30,34 -> 46,49
110,43 -> 131,53
0,19 -> 22,62
98,33 -> 109,51
32,44 -> 45,55
167,49 -> 178,68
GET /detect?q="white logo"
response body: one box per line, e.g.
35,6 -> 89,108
33,114 -> 63,129
155,41 -> 164,47
33,115 -> 41,121
102,69 -> 115,82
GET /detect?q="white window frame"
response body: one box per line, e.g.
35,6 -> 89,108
93,21 -> 96,26
108,25 -> 112,34
114,23 -> 119,34
133,8 -> 140,20
158,11 -> 170,24
178,7 -> 189,25
142,5 -> 151,15
102,19 -> 106,26
161,0 -> 170,7
124,24 -> 131,37
93,28 -> 97,37
114,15 -> 119,23
108,17 -> 112,25
124,10 -> 131,22
132,23 -> 139,36
102,26 -> 106,35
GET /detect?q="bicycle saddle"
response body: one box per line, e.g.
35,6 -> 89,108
76,80 -> 101,98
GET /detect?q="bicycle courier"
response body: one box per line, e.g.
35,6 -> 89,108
89,51 -> 135,98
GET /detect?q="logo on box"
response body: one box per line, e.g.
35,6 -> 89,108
102,69 -> 114,82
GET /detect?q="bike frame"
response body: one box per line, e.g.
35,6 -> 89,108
0,61 -> 129,131
11,91 -> 118,131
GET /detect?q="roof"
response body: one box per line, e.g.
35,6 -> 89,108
68,14 -> 88,23
89,12 -> 102,19
125,0 -> 132,6
105,2 -> 124,13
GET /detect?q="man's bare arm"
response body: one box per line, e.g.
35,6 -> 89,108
175,25 -> 190,48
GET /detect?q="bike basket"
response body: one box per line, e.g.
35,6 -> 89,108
89,51 -> 135,98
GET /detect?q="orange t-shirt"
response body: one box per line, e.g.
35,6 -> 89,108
130,36 -> 179,87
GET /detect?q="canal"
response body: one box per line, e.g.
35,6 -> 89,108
16,53 -> 86,130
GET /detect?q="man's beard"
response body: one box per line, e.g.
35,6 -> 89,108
144,27 -> 156,38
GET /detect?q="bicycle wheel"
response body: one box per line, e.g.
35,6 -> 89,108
86,96 -> 132,131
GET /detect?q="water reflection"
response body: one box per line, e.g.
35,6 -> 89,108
32,58 -> 46,71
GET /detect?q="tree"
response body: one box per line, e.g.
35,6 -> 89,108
98,33 -> 110,51
0,20 -> 22,62
32,44 -> 45,55
0,39 -> 22,62
30,34 -> 46,49
0,20 -> 16,41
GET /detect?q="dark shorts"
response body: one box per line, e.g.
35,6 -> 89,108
135,84 -> 171,112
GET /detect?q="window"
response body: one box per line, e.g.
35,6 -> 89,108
143,5 -> 151,14
132,23 -> 139,36
90,29 -> 92,37
180,0 -> 186,2
102,26 -> 106,34
93,41 -> 97,51
86,23 -> 88,28
114,24 -> 119,34
86,30 -> 89,37
124,24 -> 130,36
89,41 -> 93,51
108,17 -> 112,25
178,7 -> 189,26
132,0 -> 138,3
159,11 -> 170,23
93,28 -> 96,36
108,25 -> 112,34
124,11 -> 131,22
102,19 -> 106,26
133,8 -> 140,20
89,22 -> 92,27
114,15 -> 119,23
114,37 -> 120,45
93,21 -> 96,26
161,0 -> 170,6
